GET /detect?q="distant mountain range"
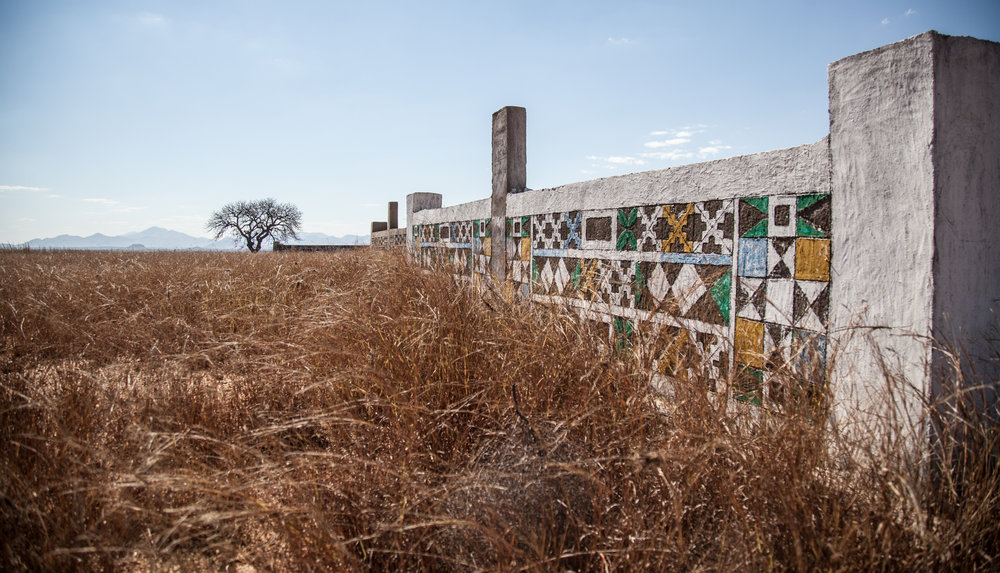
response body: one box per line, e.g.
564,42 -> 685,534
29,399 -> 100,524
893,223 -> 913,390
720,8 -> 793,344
19,227 -> 369,251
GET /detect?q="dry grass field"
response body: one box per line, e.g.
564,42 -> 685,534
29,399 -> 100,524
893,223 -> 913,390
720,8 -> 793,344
1,249 -> 997,571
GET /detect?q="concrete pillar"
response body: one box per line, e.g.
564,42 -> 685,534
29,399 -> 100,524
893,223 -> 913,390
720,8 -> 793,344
388,201 -> 399,229
490,106 -> 527,280
828,31 -> 1000,437
371,221 -> 388,233
406,192 -> 443,248
930,34 -> 1000,415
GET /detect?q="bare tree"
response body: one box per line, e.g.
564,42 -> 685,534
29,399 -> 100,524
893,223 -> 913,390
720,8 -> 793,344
207,198 -> 303,252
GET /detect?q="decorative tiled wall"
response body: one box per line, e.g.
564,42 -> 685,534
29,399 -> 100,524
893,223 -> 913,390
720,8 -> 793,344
412,193 -> 831,405
371,228 -> 407,248
733,193 -> 831,403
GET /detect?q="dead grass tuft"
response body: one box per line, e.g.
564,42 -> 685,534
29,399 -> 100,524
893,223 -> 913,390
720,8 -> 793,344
1,249 -> 997,571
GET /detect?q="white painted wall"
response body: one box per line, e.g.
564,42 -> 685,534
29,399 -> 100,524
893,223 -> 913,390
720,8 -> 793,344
411,198 -> 489,227
828,31 -> 1000,436
828,33 -> 937,436
931,34 -> 1000,414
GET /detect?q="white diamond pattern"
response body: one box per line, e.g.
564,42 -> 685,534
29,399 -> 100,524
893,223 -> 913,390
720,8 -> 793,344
671,264 -> 707,316
554,259 -> 571,294
539,259 -> 555,293
647,263 -> 671,303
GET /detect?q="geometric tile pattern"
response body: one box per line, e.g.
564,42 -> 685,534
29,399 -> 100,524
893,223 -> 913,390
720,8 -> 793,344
735,194 -> 832,401
611,200 -> 735,254
414,193 -> 829,405
635,262 -> 731,325
452,220 -> 474,244
561,211 -> 583,249
692,200 -> 735,255
652,324 -> 728,391
529,255 -> 731,327
506,236 -> 530,283
796,194 -> 831,238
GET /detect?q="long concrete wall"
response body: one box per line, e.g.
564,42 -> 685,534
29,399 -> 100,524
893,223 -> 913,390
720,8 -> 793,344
411,138 -> 833,402
402,31 -> 999,427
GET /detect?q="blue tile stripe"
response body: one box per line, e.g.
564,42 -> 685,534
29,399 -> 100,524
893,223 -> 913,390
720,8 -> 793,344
422,242 -> 473,248
661,252 -> 732,265
533,248 -> 731,266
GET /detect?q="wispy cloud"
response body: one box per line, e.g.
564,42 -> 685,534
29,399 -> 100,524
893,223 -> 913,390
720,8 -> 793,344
137,12 -> 169,27
640,145 -> 731,161
587,155 -> 646,168
607,37 -> 634,46
640,150 -> 696,162
905,8 -> 917,17
84,197 -> 120,206
698,145 -> 732,157
0,185 -> 48,192
607,156 -> 644,165
644,138 -> 691,148
588,124 -> 734,172
882,17 -> 890,25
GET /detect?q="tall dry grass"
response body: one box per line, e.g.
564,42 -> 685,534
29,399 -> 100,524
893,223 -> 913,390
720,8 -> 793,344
0,249 -> 997,571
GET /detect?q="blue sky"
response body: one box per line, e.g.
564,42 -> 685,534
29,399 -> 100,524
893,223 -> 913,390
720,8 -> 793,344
1,1 -> 998,243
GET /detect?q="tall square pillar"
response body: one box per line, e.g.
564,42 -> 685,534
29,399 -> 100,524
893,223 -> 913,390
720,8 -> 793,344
490,106 -> 526,280
828,31 -> 1000,436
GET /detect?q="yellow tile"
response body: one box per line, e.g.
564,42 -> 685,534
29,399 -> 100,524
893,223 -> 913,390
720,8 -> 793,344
734,318 -> 765,368
483,237 -> 491,257
521,237 -> 531,261
795,238 -> 831,281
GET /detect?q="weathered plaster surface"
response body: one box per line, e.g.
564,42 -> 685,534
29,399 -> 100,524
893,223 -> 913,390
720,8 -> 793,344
507,138 -> 830,217
406,193 -> 443,224
411,198 -> 489,227
490,107 -> 527,279
931,34 -> 1000,409
828,33 -> 937,430
828,32 -> 1000,431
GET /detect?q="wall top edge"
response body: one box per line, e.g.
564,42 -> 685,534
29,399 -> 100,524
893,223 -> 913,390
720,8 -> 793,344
411,197 -> 490,225
827,30 -> 949,72
409,137 -> 831,224
531,136 -> 830,195
512,137 -> 831,216
371,227 -> 407,238
829,31 -> 1000,74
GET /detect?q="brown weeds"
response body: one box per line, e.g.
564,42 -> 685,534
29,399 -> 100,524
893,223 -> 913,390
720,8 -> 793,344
0,249 -> 997,571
